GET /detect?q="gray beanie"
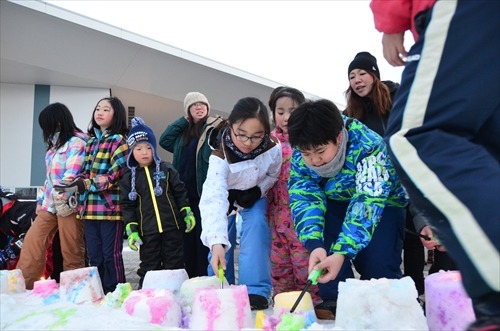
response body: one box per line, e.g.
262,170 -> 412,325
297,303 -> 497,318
184,92 -> 210,115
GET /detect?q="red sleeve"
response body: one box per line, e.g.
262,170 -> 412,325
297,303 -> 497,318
370,0 -> 412,35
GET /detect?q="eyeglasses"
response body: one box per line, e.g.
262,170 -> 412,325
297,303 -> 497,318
190,103 -> 207,108
232,130 -> 265,144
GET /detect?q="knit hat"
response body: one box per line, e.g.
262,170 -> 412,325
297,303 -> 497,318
184,92 -> 210,115
126,117 -> 162,200
348,52 -> 380,79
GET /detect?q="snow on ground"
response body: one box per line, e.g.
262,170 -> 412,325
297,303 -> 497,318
0,291 -> 338,330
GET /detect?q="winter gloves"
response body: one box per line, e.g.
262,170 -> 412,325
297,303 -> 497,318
52,192 -> 79,217
53,177 -> 86,194
181,207 -> 196,233
228,186 -> 262,209
125,223 -> 143,251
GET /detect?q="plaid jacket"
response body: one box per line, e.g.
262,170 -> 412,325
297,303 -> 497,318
79,129 -> 129,221
37,131 -> 88,213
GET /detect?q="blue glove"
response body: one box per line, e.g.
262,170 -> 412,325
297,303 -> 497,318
0,247 -> 16,266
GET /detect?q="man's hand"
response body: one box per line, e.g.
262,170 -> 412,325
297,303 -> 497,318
420,226 -> 442,250
125,223 -> 143,251
210,244 -> 226,276
181,207 -> 196,233
53,178 -> 86,194
382,32 -> 407,67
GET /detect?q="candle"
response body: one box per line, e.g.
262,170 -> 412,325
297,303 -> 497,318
33,278 -> 58,298
273,291 -> 314,316
425,270 -> 476,330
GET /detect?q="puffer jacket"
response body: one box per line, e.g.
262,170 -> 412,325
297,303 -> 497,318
288,116 -> 408,259
120,161 -> 190,236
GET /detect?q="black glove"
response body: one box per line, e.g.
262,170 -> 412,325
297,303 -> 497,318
235,186 -> 261,208
53,178 -> 86,194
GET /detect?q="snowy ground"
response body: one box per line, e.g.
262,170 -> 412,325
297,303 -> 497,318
0,291 -> 337,330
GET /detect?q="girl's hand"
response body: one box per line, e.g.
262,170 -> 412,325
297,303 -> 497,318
210,244 -> 226,274
315,252 -> 346,283
36,204 -> 41,215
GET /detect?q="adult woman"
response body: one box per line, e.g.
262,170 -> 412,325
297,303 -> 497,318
344,51 -> 424,296
159,92 -> 223,278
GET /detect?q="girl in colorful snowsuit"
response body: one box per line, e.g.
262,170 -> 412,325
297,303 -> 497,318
266,86 -> 320,305
55,97 -> 129,294
200,97 -> 282,310
18,102 -> 87,289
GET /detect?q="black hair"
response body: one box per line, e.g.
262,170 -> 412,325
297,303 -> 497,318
268,86 -> 305,121
88,97 -> 129,137
288,99 -> 344,150
38,102 -> 83,151
182,110 -> 208,147
227,97 -> 271,135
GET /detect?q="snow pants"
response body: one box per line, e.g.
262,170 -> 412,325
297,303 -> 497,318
385,0 -> 499,313
208,198 -> 272,298
85,220 -> 125,294
319,200 -> 405,301
17,210 -> 85,289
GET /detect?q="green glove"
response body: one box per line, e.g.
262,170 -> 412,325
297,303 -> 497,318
181,207 -> 196,233
125,223 -> 143,251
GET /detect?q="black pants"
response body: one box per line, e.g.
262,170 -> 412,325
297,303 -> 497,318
138,229 -> 184,287
182,197 -> 209,278
404,209 -> 425,295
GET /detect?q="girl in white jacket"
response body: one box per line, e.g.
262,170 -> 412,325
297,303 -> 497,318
200,97 -> 282,310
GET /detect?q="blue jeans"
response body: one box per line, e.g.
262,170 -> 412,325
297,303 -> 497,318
208,198 -> 272,298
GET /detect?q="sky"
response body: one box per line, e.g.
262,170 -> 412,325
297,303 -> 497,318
44,1 -> 414,107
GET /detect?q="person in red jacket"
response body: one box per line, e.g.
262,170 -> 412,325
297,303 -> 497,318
371,1 -> 500,330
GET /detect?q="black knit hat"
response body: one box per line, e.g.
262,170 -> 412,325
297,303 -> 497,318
348,52 -> 380,79
126,117 -> 162,200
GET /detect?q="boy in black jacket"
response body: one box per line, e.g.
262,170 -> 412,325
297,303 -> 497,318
120,117 -> 195,288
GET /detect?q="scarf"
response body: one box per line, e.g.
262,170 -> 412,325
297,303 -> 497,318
306,127 -> 348,178
224,129 -> 269,160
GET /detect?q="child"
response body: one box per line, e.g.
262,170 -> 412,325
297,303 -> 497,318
120,117 -> 195,288
287,99 -> 407,319
17,103 -> 87,289
159,92 -> 223,278
200,97 -> 282,310
266,86 -> 320,305
55,97 -> 129,294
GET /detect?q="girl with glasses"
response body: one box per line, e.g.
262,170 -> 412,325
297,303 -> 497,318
199,97 -> 282,310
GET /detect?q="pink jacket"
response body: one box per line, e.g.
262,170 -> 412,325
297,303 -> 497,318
267,129 -> 293,233
370,0 -> 436,41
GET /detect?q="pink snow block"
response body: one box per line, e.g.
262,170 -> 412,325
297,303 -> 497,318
190,285 -> 252,331
59,267 -> 104,304
33,278 -> 58,298
0,269 -> 26,293
425,270 -> 476,330
122,288 -> 182,327
141,269 -> 188,297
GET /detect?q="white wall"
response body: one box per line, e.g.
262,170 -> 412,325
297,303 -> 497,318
50,86 -> 110,131
0,83 -> 35,186
0,83 -> 110,187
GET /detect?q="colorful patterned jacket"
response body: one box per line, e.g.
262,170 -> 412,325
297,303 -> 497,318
79,129 -> 129,221
288,117 -> 407,259
37,131 -> 88,213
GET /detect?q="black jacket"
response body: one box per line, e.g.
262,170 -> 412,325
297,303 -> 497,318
344,80 -> 400,137
120,161 -> 190,236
